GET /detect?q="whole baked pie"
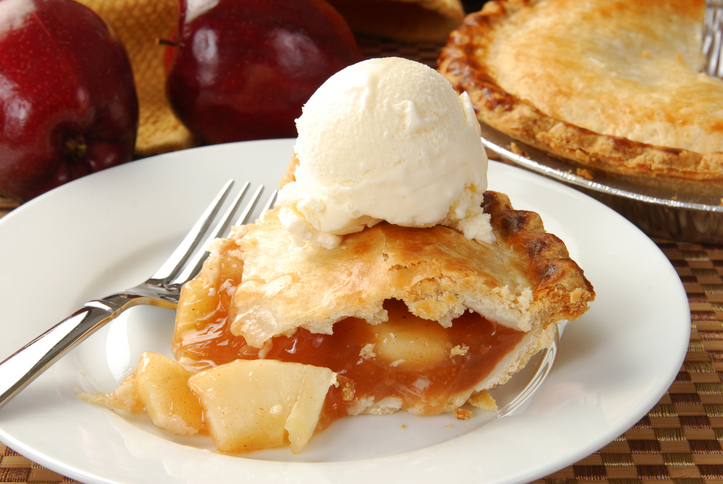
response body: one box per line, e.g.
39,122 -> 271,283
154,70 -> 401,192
438,0 -> 723,195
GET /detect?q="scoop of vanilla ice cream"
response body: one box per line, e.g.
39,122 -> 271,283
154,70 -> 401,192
277,57 -> 492,249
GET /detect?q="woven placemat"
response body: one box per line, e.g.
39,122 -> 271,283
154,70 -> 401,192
532,240 -> 718,483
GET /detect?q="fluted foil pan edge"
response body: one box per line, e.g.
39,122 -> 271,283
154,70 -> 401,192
479,123 -> 723,244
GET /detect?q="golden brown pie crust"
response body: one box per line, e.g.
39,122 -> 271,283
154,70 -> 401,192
182,192 -> 593,350
438,0 -> 723,194
173,187 -> 594,415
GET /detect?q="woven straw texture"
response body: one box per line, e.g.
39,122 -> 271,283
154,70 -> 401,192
76,0 -> 196,157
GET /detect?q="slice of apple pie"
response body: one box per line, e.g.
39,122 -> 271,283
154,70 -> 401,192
79,53 -> 594,455
157,188 -> 592,452
81,188 -> 593,455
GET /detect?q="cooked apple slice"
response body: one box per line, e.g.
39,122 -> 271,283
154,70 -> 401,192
372,302 -> 451,370
79,351 -> 203,436
188,359 -> 337,454
175,276 -> 219,337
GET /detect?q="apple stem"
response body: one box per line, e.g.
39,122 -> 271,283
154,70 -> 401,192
158,38 -> 177,47
64,135 -> 88,163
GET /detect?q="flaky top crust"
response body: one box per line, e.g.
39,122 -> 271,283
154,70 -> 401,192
200,191 -> 593,348
438,0 -> 723,193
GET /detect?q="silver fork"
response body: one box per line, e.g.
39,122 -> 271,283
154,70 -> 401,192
703,0 -> 723,78
0,180 -> 277,409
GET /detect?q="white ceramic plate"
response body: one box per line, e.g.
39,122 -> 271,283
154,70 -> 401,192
0,139 -> 690,484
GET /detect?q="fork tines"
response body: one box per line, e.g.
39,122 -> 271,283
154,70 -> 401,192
174,182 -> 274,285
152,180 -> 272,286
704,0 -> 723,78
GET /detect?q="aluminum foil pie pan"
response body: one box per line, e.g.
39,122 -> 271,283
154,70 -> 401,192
479,123 -> 723,245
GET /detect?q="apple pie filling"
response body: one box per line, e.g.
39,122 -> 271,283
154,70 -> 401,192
80,191 -> 593,455
173,260 -> 526,428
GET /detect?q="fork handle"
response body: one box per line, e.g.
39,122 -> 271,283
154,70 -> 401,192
0,299 -> 129,409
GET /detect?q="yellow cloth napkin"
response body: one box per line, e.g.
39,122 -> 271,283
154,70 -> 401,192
78,0 -> 465,157
77,0 -> 197,157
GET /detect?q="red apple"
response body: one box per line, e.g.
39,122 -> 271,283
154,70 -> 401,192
164,0 -> 363,145
0,0 -> 139,203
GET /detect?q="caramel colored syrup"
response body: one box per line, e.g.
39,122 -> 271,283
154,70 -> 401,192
173,274 -> 524,429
